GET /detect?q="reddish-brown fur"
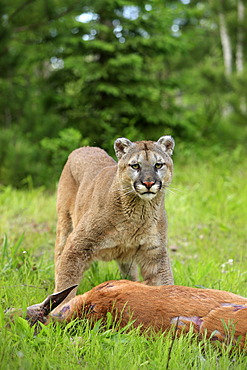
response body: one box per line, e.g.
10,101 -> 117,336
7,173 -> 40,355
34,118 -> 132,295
50,280 -> 247,349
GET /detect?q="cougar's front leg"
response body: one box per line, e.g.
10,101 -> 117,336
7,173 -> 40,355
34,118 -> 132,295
137,245 -> 174,286
54,231 -> 96,304
54,212 -> 73,276
117,261 -> 139,281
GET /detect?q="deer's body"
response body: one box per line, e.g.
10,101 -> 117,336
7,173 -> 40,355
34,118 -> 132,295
48,280 -> 247,348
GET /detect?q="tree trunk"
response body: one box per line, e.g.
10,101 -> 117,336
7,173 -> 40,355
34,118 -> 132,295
236,0 -> 246,113
236,0 -> 244,74
218,11 -> 232,76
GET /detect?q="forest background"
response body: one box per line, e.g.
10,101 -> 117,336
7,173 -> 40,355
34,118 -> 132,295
0,0 -> 246,188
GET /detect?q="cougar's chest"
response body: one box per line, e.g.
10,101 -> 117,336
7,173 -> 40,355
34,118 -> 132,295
94,219 -> 159,262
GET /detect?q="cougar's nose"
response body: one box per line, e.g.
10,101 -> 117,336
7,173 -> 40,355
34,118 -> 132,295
142,181 -> 155,189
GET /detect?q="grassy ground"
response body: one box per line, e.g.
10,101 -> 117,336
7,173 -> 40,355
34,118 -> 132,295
0,145 -> 246,369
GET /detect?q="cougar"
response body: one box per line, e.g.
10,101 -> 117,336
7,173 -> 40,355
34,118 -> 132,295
54,136 -> 175,302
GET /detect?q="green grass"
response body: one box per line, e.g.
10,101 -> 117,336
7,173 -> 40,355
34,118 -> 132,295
0,146 -> 247,369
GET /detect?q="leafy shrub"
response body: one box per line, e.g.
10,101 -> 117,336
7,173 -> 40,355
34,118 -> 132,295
41,128 -> 89,183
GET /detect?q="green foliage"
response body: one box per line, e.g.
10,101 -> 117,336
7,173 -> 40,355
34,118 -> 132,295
41,127 -> 89,181
0,0 -> 247,188
0,128 -> 49,188
1,234 -> 24,275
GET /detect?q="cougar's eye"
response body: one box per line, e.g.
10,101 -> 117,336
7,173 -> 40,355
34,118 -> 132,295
130,163 -> 140,170
155,163 -> 164,169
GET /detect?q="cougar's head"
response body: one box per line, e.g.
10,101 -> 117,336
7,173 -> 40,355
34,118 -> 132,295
114,136 -> 175,201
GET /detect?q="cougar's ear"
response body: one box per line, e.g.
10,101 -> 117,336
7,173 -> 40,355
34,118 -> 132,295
157,136 -> 175,156
114,137 -> 134,159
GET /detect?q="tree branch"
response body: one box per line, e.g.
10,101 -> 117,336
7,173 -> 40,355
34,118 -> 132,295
9,0 -> 36,20
13,5 -> 76,33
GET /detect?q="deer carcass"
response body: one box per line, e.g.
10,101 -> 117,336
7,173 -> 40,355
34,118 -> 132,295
13,280 -> 247,349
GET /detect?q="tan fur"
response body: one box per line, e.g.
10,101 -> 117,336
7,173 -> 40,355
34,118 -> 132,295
51,280 -> 247,349
54,136 -> 175,302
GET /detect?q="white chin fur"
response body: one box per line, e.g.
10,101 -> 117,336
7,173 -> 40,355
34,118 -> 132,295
137,192 -> 157,200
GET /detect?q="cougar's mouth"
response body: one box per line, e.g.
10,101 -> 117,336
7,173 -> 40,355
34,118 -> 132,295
134,186 -> 159,200
133,180 -> 162,197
